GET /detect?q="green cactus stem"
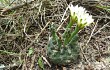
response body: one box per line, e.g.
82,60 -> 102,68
68,25 -> 79,44
64,25 -> 79,45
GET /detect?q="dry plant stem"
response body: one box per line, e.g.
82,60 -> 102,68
96,45 -> 102,60
33,2 -> 43,30
8,21 -> 15,33
32,16 -> 42,30
42,56 -> 51,67
57,16 -> 69,32
30,54 -> 36,70
56,5 -> 69,32
0,50 -> 19,56
0,14 -> 7,17
80,44 -> 89,63
1,0 -> 34,14
0,63 -> 19,69
24,19 -> 33,42
27,21 -> 50,49
93,21 -> 110,36
9,0 -> 16,6
0,11 -> 32,17
93,16 -> 110,19
86,22 -> 98,45
22,58 -> 27,70
100,36 -> 110,40
86,18 -> 106,45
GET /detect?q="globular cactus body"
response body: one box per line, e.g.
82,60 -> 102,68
47,44 -> 79,65
47,28 -> 80,65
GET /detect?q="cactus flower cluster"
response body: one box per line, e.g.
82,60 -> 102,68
69,4 -> 94,29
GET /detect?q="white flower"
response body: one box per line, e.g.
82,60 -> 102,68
69,4 -> 94,29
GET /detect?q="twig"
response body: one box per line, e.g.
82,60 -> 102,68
23,19 -> 33,42
80,45 -> 89,63
0,14 -> 7,17
42,55 -> 51,67
30,54 -> 36,70
57,4 -> 69,32
1,0 -> 34,14
0,63 -> 19,69
0,50 -> 19,56
93,16 -> 110,19
26,21 -> 51,49
86,22 -> 98,45
93,21 -> 110,36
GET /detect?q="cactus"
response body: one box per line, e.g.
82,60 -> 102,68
47,4 -> 94,65
47,24 -> 80,65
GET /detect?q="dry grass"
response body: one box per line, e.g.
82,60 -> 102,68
0,0 -> 110,70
